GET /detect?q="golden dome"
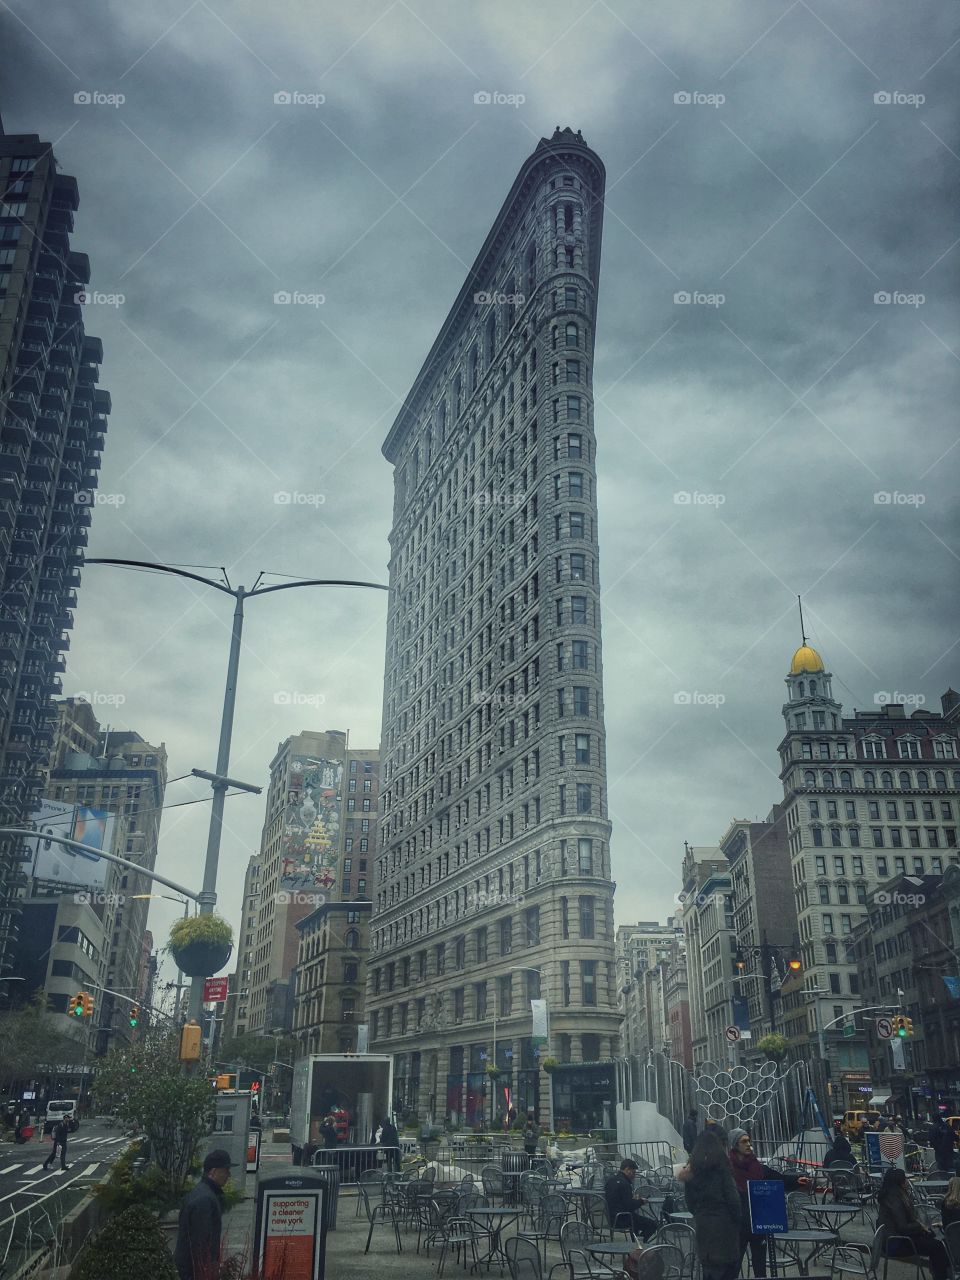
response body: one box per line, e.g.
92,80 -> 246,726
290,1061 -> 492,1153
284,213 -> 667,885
790,644 -> 825,675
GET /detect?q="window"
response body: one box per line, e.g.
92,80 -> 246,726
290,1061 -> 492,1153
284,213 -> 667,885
571,596 -> 587,624
572,639 -> 588,668
567,432 -> 582,458
863,739 -> 884,760
877,856 -> 888,877
566,395 -> 582,420
898,738 -> 921,759
575,733 -> 590,764
576,783 -> 592,814
579,895 -> 595,938
500,917 -> 513,955
524,906 -> 540,946
566,359 -> 581,382
570,553 -> 586,581
435,943 -> 445,975
565,322 -> 579,347
455,936 -> 465,968
812,827 -> 823,847
569,511 -> 584,538
343,961 -> 358,982
582,960 -> 597,1005
823,914 -> 834,934
578,838 -> 594,873
809,801 -> 820,819
573,686 -> 590,715
475,981 -> 487,1020
498,975 -> 512,1016
476,926 -> 487,962
819,883 -> 830,904
569,471 -> 583,497
815,856 -> 826,876
453,988 -> 465,1023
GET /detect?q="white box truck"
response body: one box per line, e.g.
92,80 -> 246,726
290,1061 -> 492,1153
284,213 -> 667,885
289,1054 -> 393,1163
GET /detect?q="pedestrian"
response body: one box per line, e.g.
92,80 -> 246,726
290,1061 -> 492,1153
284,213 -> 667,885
603,1158 -> 659,1241
877,1168 -> 950,1280
704,1118 -> 728,1148
682,1108 -> 699,1155
728,1129 -> 806,1278
930,1117 -> 958,1173
684,1130 -> 742,1280
379,1115 -> 400,1172
173,1149 -> 234,1280
522,1118 -> 538,1156
823,1134 -> 855,1169
42,1116 -> 70,1171
319,1114 -> 338,1149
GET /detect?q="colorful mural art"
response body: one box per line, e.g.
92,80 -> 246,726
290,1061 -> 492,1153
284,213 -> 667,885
279,755 -> 343,891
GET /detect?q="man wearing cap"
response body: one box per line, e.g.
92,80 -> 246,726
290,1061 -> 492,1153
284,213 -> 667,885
174,1148 -> 233,1280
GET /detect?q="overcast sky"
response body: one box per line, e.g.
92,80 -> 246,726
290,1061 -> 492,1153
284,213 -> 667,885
3,0 -> 957,982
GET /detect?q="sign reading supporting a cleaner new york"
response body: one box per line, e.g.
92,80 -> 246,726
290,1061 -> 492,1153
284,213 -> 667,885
748,1180 -> 788,1234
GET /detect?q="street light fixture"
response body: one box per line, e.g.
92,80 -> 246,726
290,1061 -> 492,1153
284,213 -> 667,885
85,559 -> 388,1025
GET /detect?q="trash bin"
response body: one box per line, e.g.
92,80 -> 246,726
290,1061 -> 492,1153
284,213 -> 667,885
313,1166 -> 340,1229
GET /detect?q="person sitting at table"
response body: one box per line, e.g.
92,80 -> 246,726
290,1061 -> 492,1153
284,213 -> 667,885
877,1167 -> 950,1280
683,1130 -> 742,1280
823,1134 -> 856,1169
728,1129 -> 807,1279
940,1177 -> 960,1230
604,1158 -> 659,1242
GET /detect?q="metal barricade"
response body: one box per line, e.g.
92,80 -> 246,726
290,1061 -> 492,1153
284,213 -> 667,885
311,1144 -> 388,1186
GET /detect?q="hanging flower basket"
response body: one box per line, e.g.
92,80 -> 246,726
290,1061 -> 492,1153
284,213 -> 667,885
540,1057 -> 559,1074
756,1033 -> 788,1062
168,916 -> 233,978
485,1065 -> 503,1080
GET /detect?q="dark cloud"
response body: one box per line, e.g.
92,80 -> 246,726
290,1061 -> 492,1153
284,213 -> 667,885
2,0 -> 956,958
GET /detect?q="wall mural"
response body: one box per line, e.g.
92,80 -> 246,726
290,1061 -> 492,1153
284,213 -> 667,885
279,755 -> 343,890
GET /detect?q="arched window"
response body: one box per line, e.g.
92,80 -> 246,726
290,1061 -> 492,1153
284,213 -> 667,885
565,322 -> 578,348
935,771 -> 947,789
953,771 -> 960,790
810,680 -> 817,695
823,771 -> 834,788
563,203 -> 574,233
799,681 -> 805,696
863,770 -> 875,788
804,771 -> 817,787
881,771 -> 893,789
345,929 -> 359,949
840,770 -> 852,790
899,771 -> 911,790
918,771 -> 929,789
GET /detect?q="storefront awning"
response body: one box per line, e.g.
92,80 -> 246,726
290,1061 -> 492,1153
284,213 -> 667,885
871,1093 -> 892,1107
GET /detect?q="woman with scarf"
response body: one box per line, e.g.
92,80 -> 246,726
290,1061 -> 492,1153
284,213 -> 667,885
877,1168 -> 949,1280
728,1128 -> 805,1279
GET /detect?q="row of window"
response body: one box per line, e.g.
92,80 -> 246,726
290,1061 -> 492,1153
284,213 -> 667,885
809,825 -> 955,849
795,739 -> 957,763
802,768 -> 959,791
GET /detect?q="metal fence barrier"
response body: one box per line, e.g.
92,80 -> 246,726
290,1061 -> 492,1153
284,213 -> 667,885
310,1145 -> 398,1186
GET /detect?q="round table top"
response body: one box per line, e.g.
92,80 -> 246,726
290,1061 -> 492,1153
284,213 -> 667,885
776,1230 -> 839,1241
665,1211 -> 693,1220
588,1242 -> 639,1256
803,1204 -> 859,1216
562,1187 -> 603,1197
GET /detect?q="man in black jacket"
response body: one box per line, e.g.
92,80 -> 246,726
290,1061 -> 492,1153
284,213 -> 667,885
174,1149 -> 233,1280
604,1159 -> 658,1241
42,1117 -> 70,1171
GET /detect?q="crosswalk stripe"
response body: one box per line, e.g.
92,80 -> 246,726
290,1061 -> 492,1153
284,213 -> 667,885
3,1166 -> 21,1175
24,1165 -> 45,1175
80,1164 -> 99,1178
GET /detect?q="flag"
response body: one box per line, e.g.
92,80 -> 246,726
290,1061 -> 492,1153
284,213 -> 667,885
531,999 -> 549,1051
769,957 -> 782,995
943,976 -> 960,999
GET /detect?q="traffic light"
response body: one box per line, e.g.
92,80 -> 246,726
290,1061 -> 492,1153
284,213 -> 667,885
734,949 -> 746,972
250,1080 -> 261,1093
82,993 -> 94,1019
179,1021 -> 202,1062
70,992 -> 84,1018
894,1015 -> 914,1037
128,1005 -> 139,1028
904,1017 -> 914,1037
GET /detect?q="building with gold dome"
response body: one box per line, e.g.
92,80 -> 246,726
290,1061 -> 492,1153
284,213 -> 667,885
771,643 -> 960,1088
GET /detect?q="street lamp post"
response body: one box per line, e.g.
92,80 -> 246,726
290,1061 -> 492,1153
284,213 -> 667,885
85,560 -> 388,1025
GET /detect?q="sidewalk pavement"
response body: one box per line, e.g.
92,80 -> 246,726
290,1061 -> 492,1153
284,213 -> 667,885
219,1140 -> 928,1279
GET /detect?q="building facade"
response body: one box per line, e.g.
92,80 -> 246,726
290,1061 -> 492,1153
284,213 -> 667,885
246,730 -> 379,1038
44,699 -> 167,1052
224,854 -> 261,1041
292,900 -> 371,1056
777,647 -> 959,1077
0,126 -> 110,977
615,920 -> 682,1060
368,128 -> 619,1126
678,844 -> 736,1067
720,807 -> 798,1047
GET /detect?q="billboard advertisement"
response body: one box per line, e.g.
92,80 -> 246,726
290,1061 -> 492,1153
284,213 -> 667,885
28,799 -> 114,890
279,756 -> 343,891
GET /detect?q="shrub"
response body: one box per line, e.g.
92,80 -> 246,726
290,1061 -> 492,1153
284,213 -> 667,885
169,914 -> 233,950
70,1204 -> 178,1280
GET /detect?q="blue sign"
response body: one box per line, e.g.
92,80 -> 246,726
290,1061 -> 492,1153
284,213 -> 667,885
748,1180 -> 788,1234
732,993 -> 751,1032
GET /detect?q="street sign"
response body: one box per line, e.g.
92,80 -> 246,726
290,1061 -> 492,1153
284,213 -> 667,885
724,1026 -> 741,1043
843,1022 -> 855,1038
203,976 -> 229,1002
891,1037 -> 906,1071
876,1017 -> 894,1040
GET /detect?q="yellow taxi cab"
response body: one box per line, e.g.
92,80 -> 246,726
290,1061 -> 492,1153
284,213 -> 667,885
842,1109 -> 881,1140
945,1116 -> 960,1134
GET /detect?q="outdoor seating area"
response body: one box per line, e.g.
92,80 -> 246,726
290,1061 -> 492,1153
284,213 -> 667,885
323,1143 -> 960,1280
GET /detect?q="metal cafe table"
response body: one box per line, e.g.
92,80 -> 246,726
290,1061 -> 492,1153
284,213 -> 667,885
587,1241 -> 640,1275
799,1203 -> 859,1232
770,1229 -> 837,1275
561,1187 -> 604,1223
466,1207 -> 520,1272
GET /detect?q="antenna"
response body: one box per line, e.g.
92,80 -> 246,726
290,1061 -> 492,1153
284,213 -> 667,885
797,595 -> 807,646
